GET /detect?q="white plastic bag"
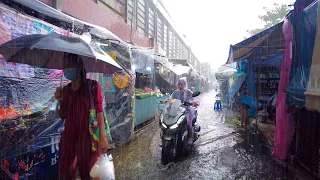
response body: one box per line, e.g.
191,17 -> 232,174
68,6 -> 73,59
89,158 -> 100,178
90,154 -> 115,179
99,154 -> 115,180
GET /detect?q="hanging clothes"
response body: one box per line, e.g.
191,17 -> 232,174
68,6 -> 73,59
272,19 -> 295,160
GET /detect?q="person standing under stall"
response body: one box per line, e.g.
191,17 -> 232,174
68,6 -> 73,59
54,53 -> 108,180
239,82 -> 249,132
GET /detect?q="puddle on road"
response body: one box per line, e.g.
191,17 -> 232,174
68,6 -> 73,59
110,91 -> 297,180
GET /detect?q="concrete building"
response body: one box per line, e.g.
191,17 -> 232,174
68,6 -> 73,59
40,0 -> 202,72
201,62 -> 211,80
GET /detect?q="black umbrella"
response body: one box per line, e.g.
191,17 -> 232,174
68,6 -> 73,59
0,32 -> 122,74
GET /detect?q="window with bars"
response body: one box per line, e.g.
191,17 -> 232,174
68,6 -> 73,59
172,35 -> 176,58
100,0 -> 126,16
191,55 -> 195,65
180,44 -> 183,59
177,40 -> 182,59
127,0 -> 136,29
163,25 -> 168,54
157,17 -> 163,47
183,46 -> 188,59
176,40 -> 179,58
168,30 -> 173,58
137,0 -> 146,35
148,8 -> 155,37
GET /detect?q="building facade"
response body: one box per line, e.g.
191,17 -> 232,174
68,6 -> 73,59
201,62 -> 211,80
40,0 -> 201,72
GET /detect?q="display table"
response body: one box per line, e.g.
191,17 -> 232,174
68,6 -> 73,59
134,95 -> 170,127
134,96 -> 157,126
155,95 -> 170,103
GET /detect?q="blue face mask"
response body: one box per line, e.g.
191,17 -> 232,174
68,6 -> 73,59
63,68 -> 77,81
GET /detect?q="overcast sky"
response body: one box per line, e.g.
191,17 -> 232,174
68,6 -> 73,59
161,0 -> 294,70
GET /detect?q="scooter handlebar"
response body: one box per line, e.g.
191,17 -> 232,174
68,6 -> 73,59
183,102 -> 192,106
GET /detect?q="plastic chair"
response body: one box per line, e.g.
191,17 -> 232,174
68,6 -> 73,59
214,100 -> 222,111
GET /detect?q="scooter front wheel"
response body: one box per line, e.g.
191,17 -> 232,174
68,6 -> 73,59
161,140 -> 176,165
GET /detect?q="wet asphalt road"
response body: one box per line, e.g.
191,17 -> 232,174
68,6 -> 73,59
111,90 -> 297,180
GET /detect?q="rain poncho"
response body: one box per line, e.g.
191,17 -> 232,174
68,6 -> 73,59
169,77 -> 193,131
170,77 -> 193,104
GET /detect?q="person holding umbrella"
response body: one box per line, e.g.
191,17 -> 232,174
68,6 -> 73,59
0,32 -> 123,179
54,53 -> 108,179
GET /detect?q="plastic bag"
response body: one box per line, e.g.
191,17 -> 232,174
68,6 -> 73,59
90,154 -> 115,179
90,158 -> 100,178
99,154 -> 115,180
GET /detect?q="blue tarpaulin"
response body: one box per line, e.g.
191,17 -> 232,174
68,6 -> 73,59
239,95 -> 262,117
229,73 -> 247,101
286,0 -> 318,107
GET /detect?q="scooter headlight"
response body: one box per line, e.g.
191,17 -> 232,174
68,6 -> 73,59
169,116 -> 185,129
160,113 -> 164,122
162,123 -> 167,129
160,113 -> 167,128
178,107 -> 185,113
170,124 -> 178,129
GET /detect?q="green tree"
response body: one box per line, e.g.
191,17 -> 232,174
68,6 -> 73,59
247,3 -> 290,37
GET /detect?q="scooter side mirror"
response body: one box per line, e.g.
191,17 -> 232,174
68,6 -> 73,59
192,92 -> 200,97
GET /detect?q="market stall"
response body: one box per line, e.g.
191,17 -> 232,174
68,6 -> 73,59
215,66 -> 236,108
154,56 -> 175,94
226,18 -> 291,160
131,49 -> 157,126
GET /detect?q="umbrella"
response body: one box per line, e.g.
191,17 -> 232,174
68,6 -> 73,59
0,32 -> 122,74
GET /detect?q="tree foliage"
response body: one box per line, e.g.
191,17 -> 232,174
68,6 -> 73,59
246,3 -> 290,37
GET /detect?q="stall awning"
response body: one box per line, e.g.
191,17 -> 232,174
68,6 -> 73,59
131,49 -> 155,75
5,0 -> 132,61
227,22 -> 285,64
2,0 -> 74,24
169,59 -> 200,76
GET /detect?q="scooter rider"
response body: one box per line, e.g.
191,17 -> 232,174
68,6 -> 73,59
164,77 -> 195,145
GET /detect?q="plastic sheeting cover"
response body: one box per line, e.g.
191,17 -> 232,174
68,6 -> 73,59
0,5 -> 74,160
87,73 -> 134,127
305,1 -> 320,112
0,61 -> 66,159
286,0 -> 318,107
131,49 -> 155,75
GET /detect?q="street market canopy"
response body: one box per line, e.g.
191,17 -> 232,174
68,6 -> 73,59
3,0 -> 132,63
169,59 -> 200,76
131,48 -> 155,75
226,22 -> 285,64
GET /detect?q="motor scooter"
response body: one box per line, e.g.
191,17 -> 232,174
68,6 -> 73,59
159,92 -> 201,165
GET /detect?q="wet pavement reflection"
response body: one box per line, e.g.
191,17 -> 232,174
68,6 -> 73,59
111,90 -> 296,180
